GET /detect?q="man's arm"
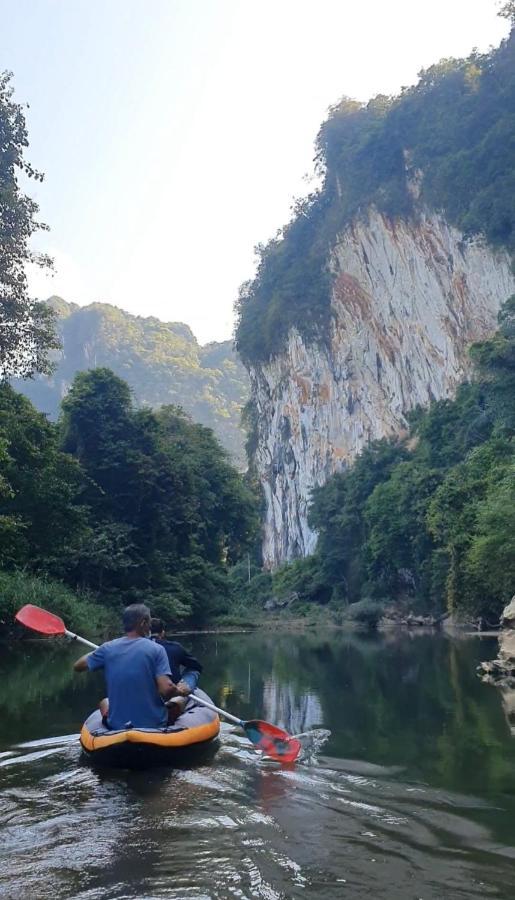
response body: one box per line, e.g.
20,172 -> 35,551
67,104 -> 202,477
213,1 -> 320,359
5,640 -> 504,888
73,644 -> 105,673
153,644 -> 178,700
177,644 -> 202,693
156,674 -> 178,700
73,654 -> 90,672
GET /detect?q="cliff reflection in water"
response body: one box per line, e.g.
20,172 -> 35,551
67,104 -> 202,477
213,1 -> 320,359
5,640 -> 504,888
262,680 -> 323,735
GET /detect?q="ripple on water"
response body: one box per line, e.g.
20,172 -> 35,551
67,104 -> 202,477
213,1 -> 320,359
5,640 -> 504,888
0,726 -> 515,899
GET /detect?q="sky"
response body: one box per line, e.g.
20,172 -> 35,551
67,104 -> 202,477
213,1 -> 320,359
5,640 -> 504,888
0,0 -> 510,344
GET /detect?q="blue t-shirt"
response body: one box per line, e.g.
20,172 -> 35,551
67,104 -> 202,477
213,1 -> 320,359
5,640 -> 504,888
87,636 -> 171,730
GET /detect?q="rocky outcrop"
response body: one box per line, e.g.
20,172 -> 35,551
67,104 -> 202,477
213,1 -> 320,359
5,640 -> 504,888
479,596 -> 515,686
501,597 -> 515,628
249,209 -> 515,567
479,597 -> 515,735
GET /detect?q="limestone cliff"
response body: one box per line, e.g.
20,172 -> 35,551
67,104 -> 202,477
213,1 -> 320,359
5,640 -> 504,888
249,209 -> 515,567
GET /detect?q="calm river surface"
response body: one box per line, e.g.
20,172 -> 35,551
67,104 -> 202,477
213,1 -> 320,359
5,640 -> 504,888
1,630 -> 515,899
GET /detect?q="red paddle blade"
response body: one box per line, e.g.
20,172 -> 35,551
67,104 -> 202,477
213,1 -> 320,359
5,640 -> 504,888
15,604 -> 66,636
243,720 -> 302,763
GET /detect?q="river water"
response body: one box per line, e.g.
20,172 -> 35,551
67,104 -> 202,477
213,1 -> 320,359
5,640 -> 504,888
1,630 -> 515,899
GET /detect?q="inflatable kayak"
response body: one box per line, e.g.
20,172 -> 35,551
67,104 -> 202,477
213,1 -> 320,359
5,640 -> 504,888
80,689 -> 220,768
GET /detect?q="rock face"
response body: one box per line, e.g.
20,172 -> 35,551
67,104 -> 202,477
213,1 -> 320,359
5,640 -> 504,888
248,209 -> 515,567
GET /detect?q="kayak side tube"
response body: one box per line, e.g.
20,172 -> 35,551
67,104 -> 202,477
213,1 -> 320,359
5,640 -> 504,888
80,689 -> 220,762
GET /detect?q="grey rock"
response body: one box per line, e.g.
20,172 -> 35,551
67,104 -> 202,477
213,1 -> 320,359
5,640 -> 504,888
501,596 -> 515,628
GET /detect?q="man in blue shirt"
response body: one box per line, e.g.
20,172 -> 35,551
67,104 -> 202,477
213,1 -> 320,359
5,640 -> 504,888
73,603 -> 178,730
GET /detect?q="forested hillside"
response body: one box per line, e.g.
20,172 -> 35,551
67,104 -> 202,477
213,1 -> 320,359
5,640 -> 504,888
13,297 -> 249,466
235,22 -> 515,364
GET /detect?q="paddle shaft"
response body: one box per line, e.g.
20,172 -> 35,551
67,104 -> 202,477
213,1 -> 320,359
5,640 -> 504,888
65,629 -> 97,650
185,695 -> 243,726
69,632 -> 244,726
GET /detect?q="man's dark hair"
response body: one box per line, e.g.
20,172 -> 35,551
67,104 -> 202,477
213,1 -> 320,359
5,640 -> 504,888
123,603 -> 151,632
150,617 -> 165,636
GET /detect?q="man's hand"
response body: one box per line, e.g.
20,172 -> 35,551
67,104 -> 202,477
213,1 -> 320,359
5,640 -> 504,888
156,675 -> 178,699
175,681 -> 192,697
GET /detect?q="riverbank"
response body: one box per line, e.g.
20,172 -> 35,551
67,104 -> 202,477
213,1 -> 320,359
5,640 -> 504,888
2,566 -> 490,645
0,568 -> 347,643
0,570 -> 114,639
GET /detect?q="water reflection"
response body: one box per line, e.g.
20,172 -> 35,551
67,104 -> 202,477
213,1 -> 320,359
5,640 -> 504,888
500,686 -> 515,736
2,631 -> 515,898
262,680 -> 323,734
187,630 -> 515,794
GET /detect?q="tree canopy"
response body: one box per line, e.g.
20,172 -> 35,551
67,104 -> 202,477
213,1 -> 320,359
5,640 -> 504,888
0,369 -> 259,625
0,72 -> 57,378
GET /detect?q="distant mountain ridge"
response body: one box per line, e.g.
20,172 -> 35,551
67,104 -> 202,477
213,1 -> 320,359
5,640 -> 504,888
13,297 -> 249,465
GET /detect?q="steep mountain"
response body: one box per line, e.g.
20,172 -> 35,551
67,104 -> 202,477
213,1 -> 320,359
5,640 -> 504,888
236,26 -> 515,567
14,298 -> 249,465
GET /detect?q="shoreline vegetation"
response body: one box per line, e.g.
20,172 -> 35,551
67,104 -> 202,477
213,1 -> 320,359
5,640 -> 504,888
3,599 -> 495,646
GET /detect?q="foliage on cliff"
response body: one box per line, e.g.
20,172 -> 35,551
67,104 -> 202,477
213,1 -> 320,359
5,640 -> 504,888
235,23 -> 515,364
0,370 -> 259,630
267,299 -> 515,621
13,297 -> 249,466
0,72 -> 58,376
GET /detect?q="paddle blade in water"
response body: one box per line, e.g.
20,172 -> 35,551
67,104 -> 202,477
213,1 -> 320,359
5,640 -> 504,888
243,720 -> 302,763
15,605 -> 66,636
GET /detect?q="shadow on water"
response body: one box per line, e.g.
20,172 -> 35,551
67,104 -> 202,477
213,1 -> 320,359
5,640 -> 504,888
2,630 -> 515,898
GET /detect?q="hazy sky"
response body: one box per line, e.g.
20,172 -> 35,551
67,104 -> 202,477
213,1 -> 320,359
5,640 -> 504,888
1,1 -> 509,343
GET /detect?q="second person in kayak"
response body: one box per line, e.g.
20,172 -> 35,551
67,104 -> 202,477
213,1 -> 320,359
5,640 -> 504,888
150,617 -> 203,722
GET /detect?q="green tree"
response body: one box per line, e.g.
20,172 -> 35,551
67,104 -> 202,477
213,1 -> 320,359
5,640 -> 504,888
498,2 -> 515,25
309,441 -> 407,603
364,462 -> 442,604
0,384 -> 87,572
0,72 -> 57,377
59,368 -> 259,620
464,474 -> 515,615
426,438 -> 513,615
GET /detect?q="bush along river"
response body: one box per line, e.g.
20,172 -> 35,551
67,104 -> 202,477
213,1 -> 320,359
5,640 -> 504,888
2,629 -> 515,899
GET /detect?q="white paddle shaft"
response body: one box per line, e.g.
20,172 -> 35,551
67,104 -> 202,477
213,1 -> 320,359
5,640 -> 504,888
65,629 -> 98,650
186,695 -> 243,726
